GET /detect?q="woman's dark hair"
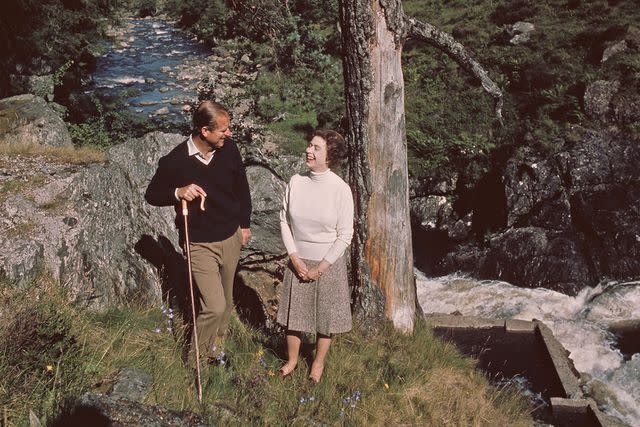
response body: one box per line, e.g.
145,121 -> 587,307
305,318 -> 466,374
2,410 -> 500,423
192,100 -> 229,135
313,129 -> 347,169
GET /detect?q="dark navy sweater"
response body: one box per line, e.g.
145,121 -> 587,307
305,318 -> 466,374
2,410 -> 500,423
145,139 -> 252,244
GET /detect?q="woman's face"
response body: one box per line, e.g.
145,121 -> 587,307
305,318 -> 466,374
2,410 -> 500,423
305,136 -> 329,172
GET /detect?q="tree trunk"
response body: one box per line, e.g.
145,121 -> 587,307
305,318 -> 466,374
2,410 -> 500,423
340,0 -> 416,333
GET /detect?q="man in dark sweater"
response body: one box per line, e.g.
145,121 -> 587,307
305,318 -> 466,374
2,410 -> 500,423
145,101 -> 251,366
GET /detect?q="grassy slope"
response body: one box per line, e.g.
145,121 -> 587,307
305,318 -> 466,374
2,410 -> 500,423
402,0 -> 640,177
0,276 -> 530,425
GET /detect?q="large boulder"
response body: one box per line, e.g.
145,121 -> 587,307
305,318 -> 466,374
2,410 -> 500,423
0,129 -> 288,316
0,94 -> 72,147
0,132 -> 183,306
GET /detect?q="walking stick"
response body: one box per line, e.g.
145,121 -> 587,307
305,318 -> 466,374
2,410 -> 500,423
182,195 -> 205,402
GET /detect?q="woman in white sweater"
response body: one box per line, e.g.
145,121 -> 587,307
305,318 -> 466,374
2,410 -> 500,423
277,129 -> 354,382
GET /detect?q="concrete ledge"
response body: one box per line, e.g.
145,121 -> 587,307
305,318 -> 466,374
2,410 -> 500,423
425,313 -> 504,329
506,319 -> 536,332
535,320 -> 582,399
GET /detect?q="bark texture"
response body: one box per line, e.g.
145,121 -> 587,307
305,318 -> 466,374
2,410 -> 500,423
340,0 -> 416,333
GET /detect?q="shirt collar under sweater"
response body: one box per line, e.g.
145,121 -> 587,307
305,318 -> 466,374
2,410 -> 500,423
187,135 -> 215,165
309,169 -> 332,182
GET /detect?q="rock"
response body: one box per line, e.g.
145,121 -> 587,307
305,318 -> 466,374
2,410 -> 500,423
145,77 -> 156,84
508,21 -> 535,45
409,174 -> 458,197
601,40 -> 628,62
138,100 -> 158,106
160,66 -> 171,73
0,132 -> 184,307
554,129 -> 640,281
0,94 -> 72,147
481,227 -> 591,294
110,368 -> 153,402
154,106 -> 169,115
611,91 -> 640,125
232,99 -> 252,117
57,392 -> 211,426
584,80 -> 620,123
502,148 -> 571,229
410,195 -> 453,230
0,121 -> 290,317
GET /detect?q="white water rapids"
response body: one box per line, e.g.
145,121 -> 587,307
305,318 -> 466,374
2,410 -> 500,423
416,271 -> 640,426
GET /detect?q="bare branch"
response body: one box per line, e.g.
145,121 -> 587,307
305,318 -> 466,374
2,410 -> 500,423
405,16 -> 504,125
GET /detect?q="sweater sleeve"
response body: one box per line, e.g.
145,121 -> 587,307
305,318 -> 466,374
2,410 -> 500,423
232,143 -> 252,228
279,179 -> 298,255
145,155 -> 179,207
322,182 -> 354,264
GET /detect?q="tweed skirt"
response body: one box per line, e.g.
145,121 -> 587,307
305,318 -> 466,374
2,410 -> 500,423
276,255 -> 352,335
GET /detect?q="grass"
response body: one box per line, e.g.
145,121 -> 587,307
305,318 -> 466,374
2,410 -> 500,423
0,275 -> 532,426
0,143 -> 106,164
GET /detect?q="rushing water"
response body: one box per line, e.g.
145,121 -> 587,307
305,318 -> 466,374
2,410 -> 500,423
416,271 -> 640,426
86,18 -> 208,125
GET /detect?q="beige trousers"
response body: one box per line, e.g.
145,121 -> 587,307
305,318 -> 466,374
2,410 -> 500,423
188,227 -> 242,362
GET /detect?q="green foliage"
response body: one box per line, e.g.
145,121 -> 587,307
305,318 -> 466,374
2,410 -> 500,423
66,91 -> 175,147
0,277 -> 85,425
0,0 -> 124,97
248,65 -> 344,154
133,0 -> 157,17
163,0 -> 339,72
53,59 -> 75,87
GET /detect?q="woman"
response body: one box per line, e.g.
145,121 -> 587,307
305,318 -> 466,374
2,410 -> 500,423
277,129 -> 354,383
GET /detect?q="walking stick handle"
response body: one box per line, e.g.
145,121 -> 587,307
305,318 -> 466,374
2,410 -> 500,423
181,195 -> 206,215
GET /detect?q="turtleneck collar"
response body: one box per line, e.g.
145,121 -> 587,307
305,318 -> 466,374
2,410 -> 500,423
309,169 -> 331,182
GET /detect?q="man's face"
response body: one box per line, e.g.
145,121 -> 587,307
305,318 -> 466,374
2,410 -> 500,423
202,114 -> 232,149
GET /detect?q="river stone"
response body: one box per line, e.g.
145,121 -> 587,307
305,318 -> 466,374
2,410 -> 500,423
0,94 -> 72,147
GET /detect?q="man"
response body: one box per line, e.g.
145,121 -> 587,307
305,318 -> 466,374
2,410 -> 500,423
145,100 -> 251,366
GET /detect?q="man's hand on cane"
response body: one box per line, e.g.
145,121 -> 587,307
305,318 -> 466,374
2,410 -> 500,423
177,183 -> 207,201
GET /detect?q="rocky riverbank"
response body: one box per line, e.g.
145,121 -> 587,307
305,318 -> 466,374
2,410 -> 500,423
411,81 -> 640,294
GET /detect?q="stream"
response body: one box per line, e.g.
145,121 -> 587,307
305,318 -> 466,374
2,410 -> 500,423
82,17 -> 209,127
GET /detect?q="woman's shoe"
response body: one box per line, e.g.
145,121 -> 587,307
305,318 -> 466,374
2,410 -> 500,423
279,362 -> 297,377
308,361 -> 325,383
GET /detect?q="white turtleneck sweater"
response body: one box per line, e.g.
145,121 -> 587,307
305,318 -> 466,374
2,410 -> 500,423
280,169 -> 354,263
